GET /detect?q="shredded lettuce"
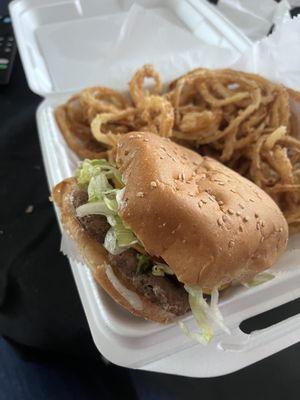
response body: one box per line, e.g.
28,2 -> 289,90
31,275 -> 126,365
88,174 -> 112,202
104,228 -> 125,255
75,159 -> 138,252
136,254 -> 152,274
152,263 -> 174,276
116,187 -> 126,210
183,286 -> 214,344
243,272 -> 275,288
210,288 -> 230,334
112,215 -> 138,247
179,286 -> 230,345
135,256 -> 174,276
180,272 -> 275,344
75,159 -> 123,187
178,321 -> 211,345
103,191 -> 119,213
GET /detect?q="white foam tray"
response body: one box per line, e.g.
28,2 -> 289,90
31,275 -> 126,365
10,0 -> 300,377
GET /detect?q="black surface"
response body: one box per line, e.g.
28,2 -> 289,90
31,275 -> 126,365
0,49 -> 98,358
241,297 -> 300,334
0,337 -> 138,400
0,0 -> 300,399
0,16 -> 138,400
291,6 -> 300,18
0,14 -> 16,85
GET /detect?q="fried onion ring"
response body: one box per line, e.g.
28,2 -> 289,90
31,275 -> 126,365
56,65 -> 300,232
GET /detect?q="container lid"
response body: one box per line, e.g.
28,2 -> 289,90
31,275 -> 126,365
10,0 -> 252,97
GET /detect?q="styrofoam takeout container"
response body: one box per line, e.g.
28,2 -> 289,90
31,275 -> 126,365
10,0 -> 300,377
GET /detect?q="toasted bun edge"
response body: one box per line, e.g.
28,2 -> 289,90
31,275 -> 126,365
52,177 -> 179,324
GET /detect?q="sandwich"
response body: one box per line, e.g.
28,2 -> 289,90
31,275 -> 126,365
52,132 -> 288,342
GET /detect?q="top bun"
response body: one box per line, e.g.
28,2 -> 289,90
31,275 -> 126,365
116,132 -> 288,289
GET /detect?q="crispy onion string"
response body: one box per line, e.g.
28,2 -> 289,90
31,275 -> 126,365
56,65 -> 300,232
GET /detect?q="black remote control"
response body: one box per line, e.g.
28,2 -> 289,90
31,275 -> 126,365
0,14 -> 16,85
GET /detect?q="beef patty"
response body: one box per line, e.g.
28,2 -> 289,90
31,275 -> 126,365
108,250 -> 189,316
73,188 -> 110,243
73,188 -> 189,316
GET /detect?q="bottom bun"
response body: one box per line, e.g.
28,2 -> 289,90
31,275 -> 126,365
52,178 -> 179,323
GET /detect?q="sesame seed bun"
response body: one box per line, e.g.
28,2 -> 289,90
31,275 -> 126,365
116,132 -> 288,289
52,132 -> 288,324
